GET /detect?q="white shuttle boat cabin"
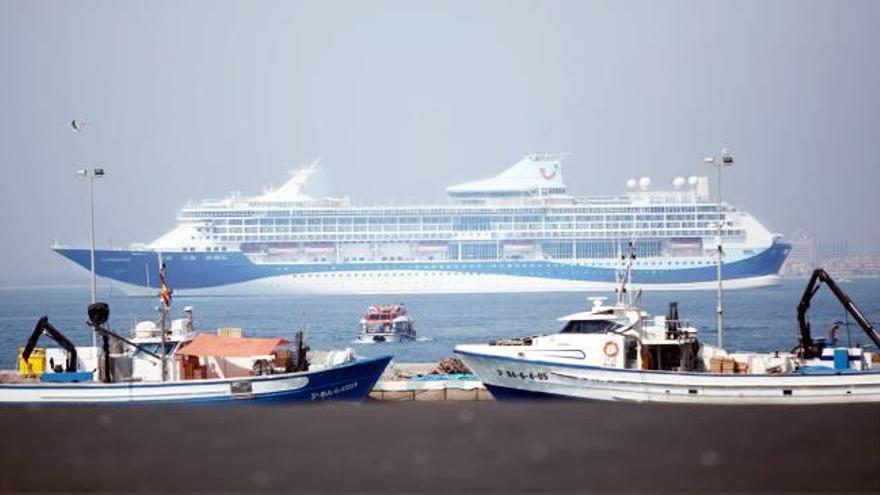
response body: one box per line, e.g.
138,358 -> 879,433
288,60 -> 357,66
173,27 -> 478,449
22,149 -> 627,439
357,304 -> 416,343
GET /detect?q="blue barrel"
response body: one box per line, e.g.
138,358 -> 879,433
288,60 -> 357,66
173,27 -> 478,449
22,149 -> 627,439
40,371 -> 95,383
833,348 -> 849,370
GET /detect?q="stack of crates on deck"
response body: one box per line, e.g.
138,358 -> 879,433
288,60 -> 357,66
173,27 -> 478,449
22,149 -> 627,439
709,356 -> 750,374
217,327 -> 244,338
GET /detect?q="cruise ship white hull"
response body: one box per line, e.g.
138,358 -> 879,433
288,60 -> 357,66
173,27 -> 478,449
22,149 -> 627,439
109,271 -> 782,297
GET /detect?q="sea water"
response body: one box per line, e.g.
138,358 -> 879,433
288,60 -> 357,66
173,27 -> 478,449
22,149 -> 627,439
1,279 -> 878,370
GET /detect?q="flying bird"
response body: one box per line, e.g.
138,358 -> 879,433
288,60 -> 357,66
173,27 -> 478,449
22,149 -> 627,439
71,120 -> 88,132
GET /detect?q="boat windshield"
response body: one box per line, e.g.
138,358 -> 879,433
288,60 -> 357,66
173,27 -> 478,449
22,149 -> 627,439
560,320 -> 623,334
363,323 -> 390,334
134,342 -> 178,356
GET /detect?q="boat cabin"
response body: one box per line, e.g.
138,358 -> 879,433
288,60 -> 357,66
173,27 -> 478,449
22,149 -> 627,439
358,304 -> 416,342
175,333 -> 303,379
552,297 -> 702,371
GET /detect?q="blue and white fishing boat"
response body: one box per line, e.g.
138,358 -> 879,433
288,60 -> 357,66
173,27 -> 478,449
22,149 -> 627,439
1,266 -> 391,405
1,304 -> 391,405
54,154 -> 790,295
456,263 -> 880,404
1,354 -> 391,405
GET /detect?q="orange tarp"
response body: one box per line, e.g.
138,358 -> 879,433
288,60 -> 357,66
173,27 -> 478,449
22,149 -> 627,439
177,333 -> 290,357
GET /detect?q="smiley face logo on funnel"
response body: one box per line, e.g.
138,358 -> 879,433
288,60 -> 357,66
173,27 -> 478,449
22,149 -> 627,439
539,163 -> 559,181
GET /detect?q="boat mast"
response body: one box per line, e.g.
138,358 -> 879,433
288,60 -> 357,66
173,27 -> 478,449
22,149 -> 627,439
704,149 -> 733,348
614,240 -> 636,307
157,253 -> 168,382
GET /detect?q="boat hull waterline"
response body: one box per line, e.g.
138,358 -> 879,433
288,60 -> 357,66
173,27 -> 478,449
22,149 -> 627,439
356,334 -> 414,344
1,355 -> 391,405
456,350 -> 880,404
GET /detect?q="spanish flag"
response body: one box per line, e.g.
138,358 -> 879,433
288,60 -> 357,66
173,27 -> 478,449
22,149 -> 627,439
159,262 -> 172,307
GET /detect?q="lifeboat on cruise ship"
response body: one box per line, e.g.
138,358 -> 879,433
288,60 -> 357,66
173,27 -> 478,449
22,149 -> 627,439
503,240 -> 538,252
416,241 -> 449,253
303,242 -> 335,254
266,242 -> 302,254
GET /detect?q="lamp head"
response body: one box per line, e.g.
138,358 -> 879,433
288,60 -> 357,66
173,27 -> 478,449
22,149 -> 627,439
88,302 -> 110,326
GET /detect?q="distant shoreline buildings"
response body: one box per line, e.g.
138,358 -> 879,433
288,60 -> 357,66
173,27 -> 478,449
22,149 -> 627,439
781,235 -> 880,278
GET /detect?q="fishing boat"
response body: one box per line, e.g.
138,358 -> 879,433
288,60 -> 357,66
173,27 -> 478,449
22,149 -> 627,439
455,253 -> 880,404
1,303 -> 391,405
1,264 -> 391,405
357,304 -> 416,343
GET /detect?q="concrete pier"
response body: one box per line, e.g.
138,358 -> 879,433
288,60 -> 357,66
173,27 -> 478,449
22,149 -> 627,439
369,382 -> 493,401
370,362 -> 492,401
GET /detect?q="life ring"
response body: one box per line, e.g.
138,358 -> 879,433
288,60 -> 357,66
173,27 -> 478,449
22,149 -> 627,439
603,341 -> 619,358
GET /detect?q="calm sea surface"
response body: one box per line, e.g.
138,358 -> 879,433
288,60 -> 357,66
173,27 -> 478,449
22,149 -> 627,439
2,279 -> 879,370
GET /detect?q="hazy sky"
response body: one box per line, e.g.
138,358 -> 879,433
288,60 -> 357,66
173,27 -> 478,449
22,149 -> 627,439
1,0 -> 878,284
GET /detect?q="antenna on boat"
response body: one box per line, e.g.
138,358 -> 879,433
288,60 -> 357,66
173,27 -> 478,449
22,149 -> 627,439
299,309 -> 311,339
157,252 -> 172,382
614,240 -> 637,306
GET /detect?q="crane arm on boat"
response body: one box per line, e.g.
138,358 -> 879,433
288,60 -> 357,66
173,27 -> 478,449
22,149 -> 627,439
22,317 -> 78,372
797,268 -> 880,358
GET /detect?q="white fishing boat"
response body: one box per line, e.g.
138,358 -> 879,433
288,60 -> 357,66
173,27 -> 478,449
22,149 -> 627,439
356,304 -> 416,343
456,256 -> 880,404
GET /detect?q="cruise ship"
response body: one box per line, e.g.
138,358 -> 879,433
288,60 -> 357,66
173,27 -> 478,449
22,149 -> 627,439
55,154 -> 790,295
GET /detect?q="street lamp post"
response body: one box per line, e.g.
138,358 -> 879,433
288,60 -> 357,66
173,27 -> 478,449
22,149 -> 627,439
76,168 -> 104,349
703,150 -> 733,348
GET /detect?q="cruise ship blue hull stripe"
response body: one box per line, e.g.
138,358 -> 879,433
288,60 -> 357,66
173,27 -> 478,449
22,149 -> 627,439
54,243 -> 790,290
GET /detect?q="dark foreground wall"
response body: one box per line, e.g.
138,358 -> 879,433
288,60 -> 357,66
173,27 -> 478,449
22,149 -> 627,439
2,402 -> 878,493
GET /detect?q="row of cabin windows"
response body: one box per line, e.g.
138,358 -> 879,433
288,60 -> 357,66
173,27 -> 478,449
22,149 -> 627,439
181,203 -> 726,218
560,320 -> 624,334
203,215 -> 727,228
180,246 -> 227,252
